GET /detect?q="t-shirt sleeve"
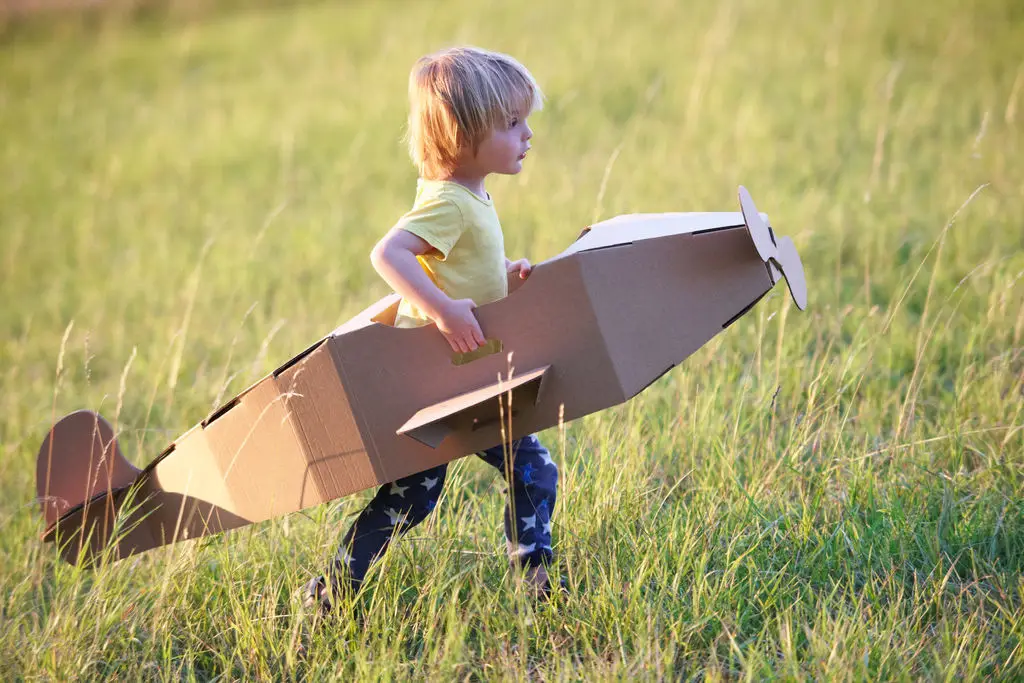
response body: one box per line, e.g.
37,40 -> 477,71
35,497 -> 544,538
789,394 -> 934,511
394,198 -> 465,260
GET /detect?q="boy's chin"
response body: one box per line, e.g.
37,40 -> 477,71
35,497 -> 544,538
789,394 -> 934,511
488,161 -> 524,176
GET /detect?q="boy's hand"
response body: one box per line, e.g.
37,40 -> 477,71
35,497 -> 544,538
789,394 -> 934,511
435,298 -> 486,353
506,258 -> 532,280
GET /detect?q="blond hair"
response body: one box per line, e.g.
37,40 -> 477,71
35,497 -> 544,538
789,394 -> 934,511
407,46 -> 543,179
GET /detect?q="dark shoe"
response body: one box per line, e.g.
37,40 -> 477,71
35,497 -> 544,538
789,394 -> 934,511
301,575 -> 333,615
539,575 -> 570,601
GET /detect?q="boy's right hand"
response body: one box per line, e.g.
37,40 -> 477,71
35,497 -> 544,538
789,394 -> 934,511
435,298 -> 486,353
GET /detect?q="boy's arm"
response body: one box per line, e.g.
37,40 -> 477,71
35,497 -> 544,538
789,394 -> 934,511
371,228 -> 486,353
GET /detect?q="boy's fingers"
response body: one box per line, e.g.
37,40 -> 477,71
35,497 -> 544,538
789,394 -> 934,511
445,333 -> 465,353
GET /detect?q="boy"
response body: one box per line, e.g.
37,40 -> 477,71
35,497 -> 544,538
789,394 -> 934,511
304,46 -> 559,612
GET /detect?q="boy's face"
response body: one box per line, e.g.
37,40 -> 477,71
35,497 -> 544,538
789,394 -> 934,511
473,114 -> 533,176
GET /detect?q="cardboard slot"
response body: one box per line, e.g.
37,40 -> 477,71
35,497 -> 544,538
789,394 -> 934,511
631,364 -> 676,399
142,442 -> 177,474
722,292 -> 767,329
576,241 -> 633,254
202,397 -> 240,428
692,223 -> 745,236
452,339 -> 503,366
272,339 -> 324,378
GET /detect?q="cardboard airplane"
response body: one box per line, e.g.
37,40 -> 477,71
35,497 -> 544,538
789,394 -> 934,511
37,187 -> 807,565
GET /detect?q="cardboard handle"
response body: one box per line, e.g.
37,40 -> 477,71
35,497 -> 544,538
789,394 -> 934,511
451,338 -> 503,366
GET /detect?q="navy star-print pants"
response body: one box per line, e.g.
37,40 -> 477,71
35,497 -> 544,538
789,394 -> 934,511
326,434 -> 558,588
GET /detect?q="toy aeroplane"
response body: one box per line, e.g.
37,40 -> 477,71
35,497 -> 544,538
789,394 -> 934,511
37,187 -> 806,565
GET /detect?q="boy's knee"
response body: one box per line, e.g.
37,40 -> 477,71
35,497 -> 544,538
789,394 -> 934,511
520,437 -> 558,495
377,493 -> 438,533
408,494 -> 440,524
386,467 -> 446,518
530,465 -> 557,502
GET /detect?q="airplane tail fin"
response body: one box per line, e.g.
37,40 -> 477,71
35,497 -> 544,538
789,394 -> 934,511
36,410 -> 142,534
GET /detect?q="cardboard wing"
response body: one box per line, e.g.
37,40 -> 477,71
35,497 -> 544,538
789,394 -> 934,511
37,187 -> 807,565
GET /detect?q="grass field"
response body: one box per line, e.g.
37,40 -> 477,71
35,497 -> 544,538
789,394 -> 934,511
2,0 -> 1023,679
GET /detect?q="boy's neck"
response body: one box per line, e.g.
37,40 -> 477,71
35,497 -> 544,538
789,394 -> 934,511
443,170 -> 489,201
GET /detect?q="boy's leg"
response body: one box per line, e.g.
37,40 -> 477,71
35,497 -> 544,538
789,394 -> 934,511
476,434 -> 558,570
323,463 -> 448,596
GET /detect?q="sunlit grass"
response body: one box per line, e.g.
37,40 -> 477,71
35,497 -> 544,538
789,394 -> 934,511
1,0 -> 1022,679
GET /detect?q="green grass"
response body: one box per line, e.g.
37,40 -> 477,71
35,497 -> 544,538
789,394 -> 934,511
2,0 -> 1023,679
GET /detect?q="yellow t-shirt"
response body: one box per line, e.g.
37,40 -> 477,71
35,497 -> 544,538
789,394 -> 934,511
392,179 -> 507,329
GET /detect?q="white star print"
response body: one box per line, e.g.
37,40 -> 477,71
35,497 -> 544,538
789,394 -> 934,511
385,507 -> 403,526
539,450 -> 555,468
335,549 -> 354,566
512,542 -> 536,556
542,521 -> 551,535
421,476 -> 439,491
520,514 -> 537,531
390,482 -> 409,498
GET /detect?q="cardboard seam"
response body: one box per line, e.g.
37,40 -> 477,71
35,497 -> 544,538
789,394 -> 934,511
576,253 -> 631,402
272,371 -> 328,510
212,384 -> 309,517
328,340 -> 391,484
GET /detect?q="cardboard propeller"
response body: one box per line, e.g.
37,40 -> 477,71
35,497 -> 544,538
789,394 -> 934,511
37,187 -> 807,566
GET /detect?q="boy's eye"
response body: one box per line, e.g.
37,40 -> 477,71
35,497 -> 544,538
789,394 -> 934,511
508,118 -> 519,129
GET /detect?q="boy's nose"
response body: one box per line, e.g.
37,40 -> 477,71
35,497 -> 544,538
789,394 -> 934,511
523,124 -> 533,140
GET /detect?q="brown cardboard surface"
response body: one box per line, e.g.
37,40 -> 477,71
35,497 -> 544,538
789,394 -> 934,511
37,186 -> 807,565
276,341 -> 378,501
37,411 -> 140,529
397,365 -> 550,447
581,227 -> 772,399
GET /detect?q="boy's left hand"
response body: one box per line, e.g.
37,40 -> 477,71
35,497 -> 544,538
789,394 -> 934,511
506,258 -> 532,280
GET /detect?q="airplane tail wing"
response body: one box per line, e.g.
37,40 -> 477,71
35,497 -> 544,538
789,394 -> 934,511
36,411 -> 143,560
